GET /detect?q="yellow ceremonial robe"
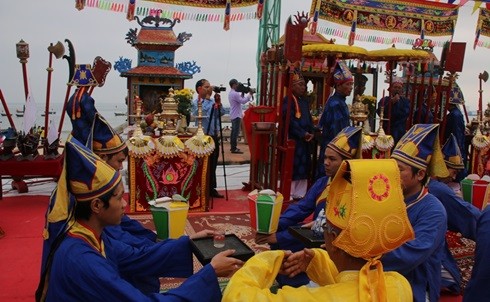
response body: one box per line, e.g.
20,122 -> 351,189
222,250 -> 412,302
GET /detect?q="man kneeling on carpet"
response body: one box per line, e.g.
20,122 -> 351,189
254,126 -> 363,287
41,113 -> 217,294
223,159 -> 414,301
36,136 -> 243,302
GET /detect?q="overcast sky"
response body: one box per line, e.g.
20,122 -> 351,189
0,0 -> 488,116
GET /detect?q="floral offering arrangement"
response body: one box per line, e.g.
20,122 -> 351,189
358,95 -> 377,117
174,88 -> 195,117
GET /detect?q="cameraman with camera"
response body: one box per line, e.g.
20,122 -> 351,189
228,79 -> 254,154
192,79 -> 225,198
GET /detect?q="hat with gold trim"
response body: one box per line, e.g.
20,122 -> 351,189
442,133 -> 464,170
391,123 -> 449,178
326,159 -> 414,301
66,135 -> 121,202
45,136 -> 121,237
327,159 -> 414,258
327,126 -> 362,159
333,61 -> 353,85
87,113 -> 127,155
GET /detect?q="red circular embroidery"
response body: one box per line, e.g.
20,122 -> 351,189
368,174 -> 390,202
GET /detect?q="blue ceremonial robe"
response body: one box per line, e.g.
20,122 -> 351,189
428,179 -> 481,294
43,195 -> 170,294
46,234 -> 221,301
282,95 -> 315,181
66,90 -> 98,146
413,104 -> 433,124
444,106 -> 467,180
382,191 -> 447,302
317,92 -> 350,179
377,96 -> 410,146
270,176 -> 329,286
105,216 -> 160,294
463,207 -> 490,302
107,215 -> 157,247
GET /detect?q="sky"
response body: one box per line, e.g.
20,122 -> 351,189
0,0 -> 488,118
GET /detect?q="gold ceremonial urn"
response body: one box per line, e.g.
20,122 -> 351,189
155,88 -> 181,135
350,97 -> 369,126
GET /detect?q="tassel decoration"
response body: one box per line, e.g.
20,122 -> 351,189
126,0 -> 136,21
257,0 -> 265,19
310,0 -> 321,35
76,0 -> 86,10
348,10 -> 358,46
223,0 -> 231,31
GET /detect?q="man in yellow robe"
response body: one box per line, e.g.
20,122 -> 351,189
222,159 -> 414,302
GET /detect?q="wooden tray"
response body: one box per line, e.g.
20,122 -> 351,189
190,234 -> 255,265
288,226 -> 324,248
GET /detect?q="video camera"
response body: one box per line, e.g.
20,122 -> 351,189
236,78 -> 256,94
213,85 -> 226,94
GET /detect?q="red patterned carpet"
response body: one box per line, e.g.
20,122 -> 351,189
132,213 -> 476,296
446,231 -> 476,292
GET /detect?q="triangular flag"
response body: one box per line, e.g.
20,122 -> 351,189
23,93 -> 37,134
473,1 -> 482,14
47,119 -> 59,145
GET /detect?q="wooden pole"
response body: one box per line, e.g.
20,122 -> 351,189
44,45 -> 54,139
0,89 -> 16,130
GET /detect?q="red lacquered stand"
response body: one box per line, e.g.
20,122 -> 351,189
0,154 -> 64,199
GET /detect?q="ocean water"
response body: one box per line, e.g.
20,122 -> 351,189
1,101 -> 233,142
0,101 -> 128,142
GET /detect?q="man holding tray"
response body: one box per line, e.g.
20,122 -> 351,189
37,137 -> 242,301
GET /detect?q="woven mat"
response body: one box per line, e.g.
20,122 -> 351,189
130,213 -> 269,291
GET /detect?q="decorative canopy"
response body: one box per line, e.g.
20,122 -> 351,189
365,45 -> 430,62
309,0 -> 459,47
302,43 -> 368,59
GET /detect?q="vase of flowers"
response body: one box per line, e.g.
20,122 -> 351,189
174,88 -> 195,128
358,95 -> 377,132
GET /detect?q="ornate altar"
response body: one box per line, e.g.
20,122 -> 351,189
128,150 -> 209,213
127,94 -> 214,213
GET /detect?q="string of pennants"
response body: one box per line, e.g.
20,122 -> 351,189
79,0 -> 259,29
77,0 -> 490,48
316,25 -> 451,48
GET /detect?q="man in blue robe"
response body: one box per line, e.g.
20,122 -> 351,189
317,61 -> 352,179
255,126 -> 363,287
463,206 -> 490,302
428,134 -> 481,295
444,84 -> 467,181
384,124 -> 449,302
281,68 -> 315,199
42,113 -> 214,294
376,77 -> 410,146
37,137 -> 242,302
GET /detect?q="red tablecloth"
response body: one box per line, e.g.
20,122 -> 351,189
128,152 -> 209,213
0,154 -> 64,198
0,154 -> 64,177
